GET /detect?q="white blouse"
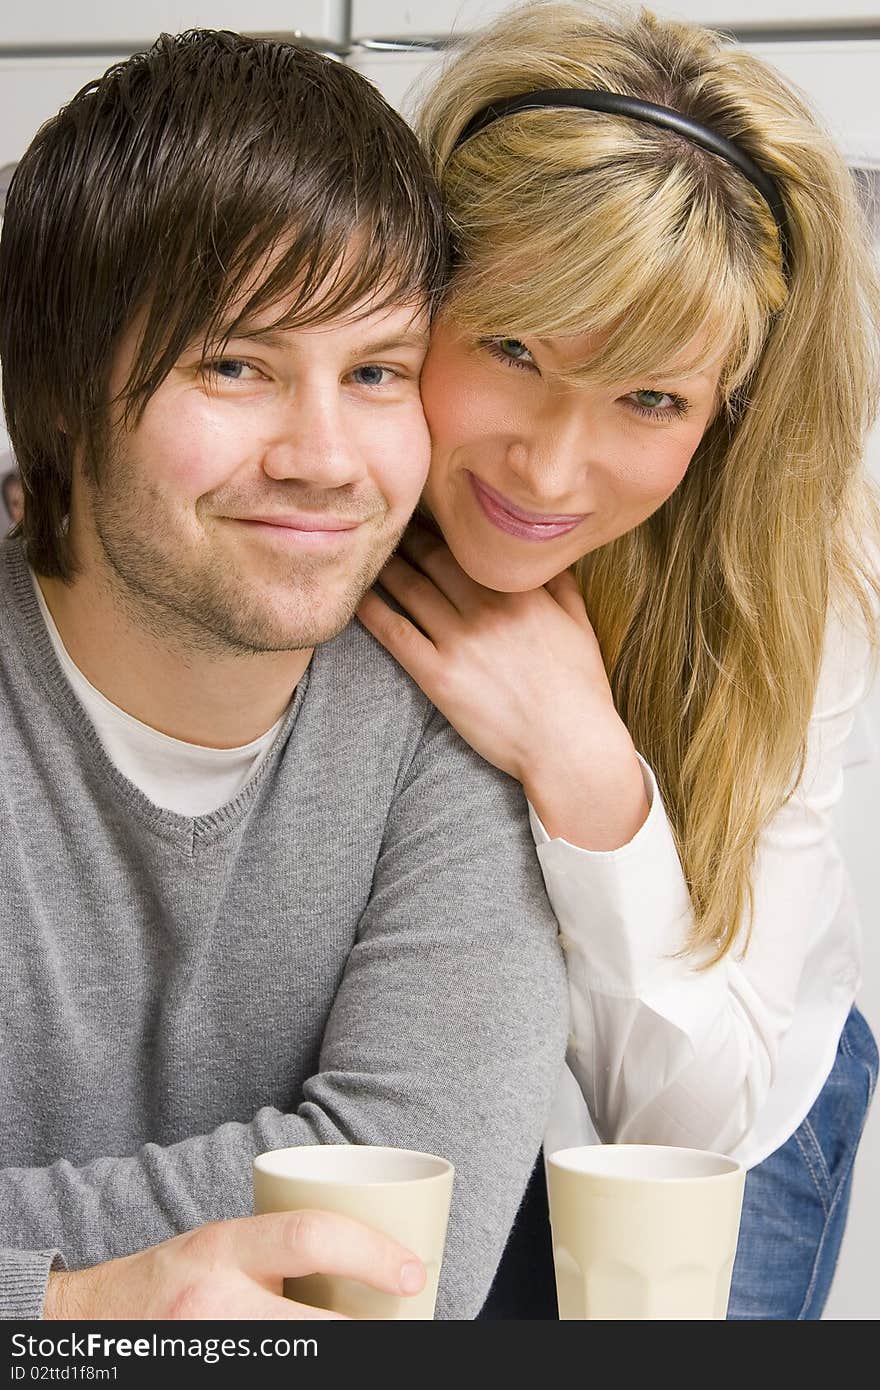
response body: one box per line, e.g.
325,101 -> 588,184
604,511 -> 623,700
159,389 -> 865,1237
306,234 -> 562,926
535,607 -> 875,1170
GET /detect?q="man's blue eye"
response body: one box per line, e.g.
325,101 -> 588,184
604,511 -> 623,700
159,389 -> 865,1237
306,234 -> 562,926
353,365 -> 387,386
210,359 -> 246,379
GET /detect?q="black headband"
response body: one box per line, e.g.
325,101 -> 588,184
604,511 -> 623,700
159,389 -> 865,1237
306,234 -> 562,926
452,88 -> 791,277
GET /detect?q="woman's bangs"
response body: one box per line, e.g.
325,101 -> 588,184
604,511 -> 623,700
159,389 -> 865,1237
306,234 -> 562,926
447,181 -> 758,390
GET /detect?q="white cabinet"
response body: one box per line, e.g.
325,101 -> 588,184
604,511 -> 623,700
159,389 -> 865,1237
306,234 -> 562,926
350,2 -> 514,39
0,4 -> 354,169
0,3 -> 347,48
650,1 -> 880,23
347,46 -> 446,116
352,31 -> 880,167
748,41 -> 880,165
0,56 -> 130,167
350,1 -> 880,40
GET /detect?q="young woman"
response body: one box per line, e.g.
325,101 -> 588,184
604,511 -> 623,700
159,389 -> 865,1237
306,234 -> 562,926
357,1 -> 880,1319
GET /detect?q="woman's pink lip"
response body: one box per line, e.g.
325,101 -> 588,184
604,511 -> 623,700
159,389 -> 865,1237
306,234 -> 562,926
467,475 -> 583,522
467,471 -> 587,542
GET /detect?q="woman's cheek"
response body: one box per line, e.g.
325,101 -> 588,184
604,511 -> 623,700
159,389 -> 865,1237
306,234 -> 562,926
641,435 -> 701,503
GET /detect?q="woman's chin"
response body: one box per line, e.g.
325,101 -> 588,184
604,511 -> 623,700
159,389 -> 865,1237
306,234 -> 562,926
451,540 -> 559,594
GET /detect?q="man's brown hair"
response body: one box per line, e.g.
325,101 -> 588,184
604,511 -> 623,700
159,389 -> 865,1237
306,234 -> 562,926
0,30 -> 449,576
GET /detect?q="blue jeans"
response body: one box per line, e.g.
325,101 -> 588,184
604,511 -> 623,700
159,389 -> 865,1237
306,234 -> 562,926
477,1005 -> 878,1320
727,1004 -> 878,1319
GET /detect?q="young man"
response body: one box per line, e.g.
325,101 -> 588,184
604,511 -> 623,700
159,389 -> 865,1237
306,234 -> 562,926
0,32 -> 568,1320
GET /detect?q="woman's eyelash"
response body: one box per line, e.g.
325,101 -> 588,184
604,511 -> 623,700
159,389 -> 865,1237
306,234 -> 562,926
480,339 -> 691,418
627,392 -> 691,420
481,339 -> 535,371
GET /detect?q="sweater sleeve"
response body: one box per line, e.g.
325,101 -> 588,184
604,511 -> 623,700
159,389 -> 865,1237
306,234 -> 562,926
530,607 -> 874,1156
0,1250 -> 65,1320
0,710 -> 568,1321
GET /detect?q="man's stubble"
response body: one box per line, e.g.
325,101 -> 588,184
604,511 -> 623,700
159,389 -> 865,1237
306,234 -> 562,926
85,435 -> 403,660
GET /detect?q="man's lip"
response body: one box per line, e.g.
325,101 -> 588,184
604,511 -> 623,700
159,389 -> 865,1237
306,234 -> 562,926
467,472 -> 587,525
235,515 -> 362,531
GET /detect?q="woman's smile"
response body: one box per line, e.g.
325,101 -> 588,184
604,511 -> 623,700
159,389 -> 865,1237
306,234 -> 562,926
466,470 -> 589,542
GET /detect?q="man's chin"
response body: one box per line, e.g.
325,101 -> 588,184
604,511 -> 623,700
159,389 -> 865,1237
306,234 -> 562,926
234,596 -> 366,654
221,538 -> 401,651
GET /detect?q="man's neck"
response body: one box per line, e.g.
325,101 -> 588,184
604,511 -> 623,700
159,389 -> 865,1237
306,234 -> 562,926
36,566 -> 313,749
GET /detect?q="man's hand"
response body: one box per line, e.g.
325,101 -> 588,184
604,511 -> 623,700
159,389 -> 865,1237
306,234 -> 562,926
43,1209 -> 426,1319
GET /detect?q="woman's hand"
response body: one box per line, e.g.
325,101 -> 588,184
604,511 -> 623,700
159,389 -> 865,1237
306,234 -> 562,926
356,523 -> 649,850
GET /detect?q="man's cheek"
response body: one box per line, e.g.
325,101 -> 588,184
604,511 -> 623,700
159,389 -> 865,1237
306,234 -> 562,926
384,439 -> 431,515
406,418 -> 433,491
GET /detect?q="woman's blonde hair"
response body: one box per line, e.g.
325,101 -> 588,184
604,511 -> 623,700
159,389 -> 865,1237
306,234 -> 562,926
417,0 -> 880,964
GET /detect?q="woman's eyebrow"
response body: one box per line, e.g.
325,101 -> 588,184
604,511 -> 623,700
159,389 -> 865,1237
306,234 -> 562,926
530,333 -> 721,383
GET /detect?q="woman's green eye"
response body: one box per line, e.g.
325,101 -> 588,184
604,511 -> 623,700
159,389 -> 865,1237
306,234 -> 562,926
498,338 -> 531,361
626,388 -> 690,419
482,337 -> 536,370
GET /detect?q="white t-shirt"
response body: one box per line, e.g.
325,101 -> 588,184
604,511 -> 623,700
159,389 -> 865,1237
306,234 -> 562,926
537,606 -> 873,1169
32,573 -> 284,815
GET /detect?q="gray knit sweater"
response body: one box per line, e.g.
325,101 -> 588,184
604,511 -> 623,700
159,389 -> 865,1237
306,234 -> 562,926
0,537 -> 568,1320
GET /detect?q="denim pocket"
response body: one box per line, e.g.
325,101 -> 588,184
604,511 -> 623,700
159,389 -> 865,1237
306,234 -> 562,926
840,1004 -> 879,1097
796,1006 -> 878,1209
729,1006 -> 878,1318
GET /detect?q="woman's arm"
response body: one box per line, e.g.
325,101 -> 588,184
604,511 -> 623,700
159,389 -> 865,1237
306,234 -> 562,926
534,605 -> 872,1154
358,525 -> 875,1157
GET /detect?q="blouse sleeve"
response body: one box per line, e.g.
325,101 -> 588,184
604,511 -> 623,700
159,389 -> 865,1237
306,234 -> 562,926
529,606 -> 875,1155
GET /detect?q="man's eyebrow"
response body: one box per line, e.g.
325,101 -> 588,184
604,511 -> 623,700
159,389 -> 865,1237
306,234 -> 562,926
220,327 -> 430,355
355,332 -> 430,355
231,327 -> 288,348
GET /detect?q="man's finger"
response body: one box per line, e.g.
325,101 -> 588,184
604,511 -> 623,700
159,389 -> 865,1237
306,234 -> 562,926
226,1209 -> 427,1295
234,1291 -> 349,1321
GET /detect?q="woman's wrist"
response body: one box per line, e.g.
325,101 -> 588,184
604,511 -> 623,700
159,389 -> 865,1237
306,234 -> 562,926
522,718 -> 650,851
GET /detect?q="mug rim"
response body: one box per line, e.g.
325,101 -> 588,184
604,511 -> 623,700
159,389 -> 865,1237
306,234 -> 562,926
253,1142 -> 454,1186
547,1143 -> 744,1182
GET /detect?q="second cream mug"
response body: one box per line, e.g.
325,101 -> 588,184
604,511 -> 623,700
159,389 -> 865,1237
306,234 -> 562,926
546,1143 -> 746,1320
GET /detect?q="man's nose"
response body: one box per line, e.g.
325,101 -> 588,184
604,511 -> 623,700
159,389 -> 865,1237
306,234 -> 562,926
261,388 -> 366,489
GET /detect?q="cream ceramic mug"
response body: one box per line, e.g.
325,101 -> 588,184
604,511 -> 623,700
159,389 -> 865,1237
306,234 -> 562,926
253,1144 -> 454,1320
546,1144 -> 746,1320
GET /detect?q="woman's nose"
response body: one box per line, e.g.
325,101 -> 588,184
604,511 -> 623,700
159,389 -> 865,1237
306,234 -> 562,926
506,400 -> 595,504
